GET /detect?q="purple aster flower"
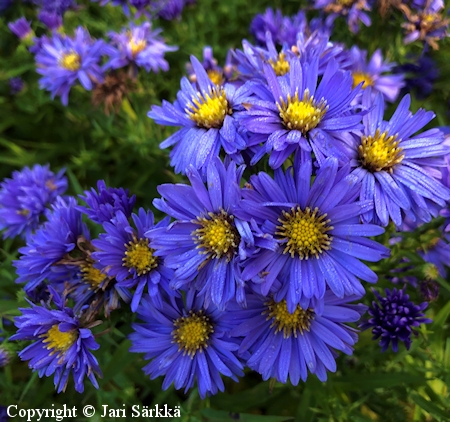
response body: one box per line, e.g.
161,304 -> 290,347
14,196 -> 90,294
38,10 -> 62,30
129,291 -> 244,399
8,17 -> 33,40
360,288 -> 432,352
395,54 -> 438,99
420,278 -> 439,301
9,77 -> 24,94
315,0 -> 371,33
250,8 -> 284,46
151,0 -> 185,20
0,164 -> 67,239
35,28 -> 106,105
229,291 -> 366,383
105,22 -> 177,74
234,154 -> 389,311
349,89 -> 450,227
148,56 -> 251,178
186,46 -> 230,86
147,158 -> 276,309
0,0 -> 12,13
92,208 -> 174,312
421,234 -> 450,278
10,289 -> 102,393
402,0 -> 449,49
348,46 -> 405,103
239,56 -> 363,169
77,180 -> 136,224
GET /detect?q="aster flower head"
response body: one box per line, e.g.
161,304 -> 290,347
314,0 -> 371,33
8,17 -> 33,40
35,28 -> 106,105
361,288 -> 432,352
235,154 -> 389,311
186,46 -> 228,86
105,22 -> 177,74
348,46 -> 405,103
250,8 -> 284,45
77,180 -> 136,224
14,196 -> 90,294
229,291 -> 366,383
129,291 -> 244,398
151,0 -> 185,20
349,89 -> 450,227
9,77 -> 24,95
92,208 -> 174,312
10,289 -> 102,393
148,56 -> 251,178
0,164 -> 67,239
147,158 -> 276,309
240,56 -> 364,169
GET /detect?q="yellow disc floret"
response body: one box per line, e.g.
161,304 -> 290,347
352,72 -> 374,89
186,86 -> 230,129
193,210 -> 240,261
123,237 -> 158,276
336,0 -> 356,6
172,310 -> 214,357
277,88 -> 328,134
359,128 -> 404,173
207,69 -> 224,86
265,299 -> 315,338
129,38 -> 146,57
60,51 -> 81,71
81,260 -> 106,288
269,52 -> 290,76
42,324 -> 77,356
276,206 -> 333,259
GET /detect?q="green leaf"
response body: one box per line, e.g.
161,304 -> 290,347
409,391 -> 450,421
200,409 -> 293,422
334,373 -> 427,391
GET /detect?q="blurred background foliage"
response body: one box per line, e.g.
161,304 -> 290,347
1,0 -> 450,420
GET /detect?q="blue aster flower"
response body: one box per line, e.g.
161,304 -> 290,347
147,158 -> 277,309
35,28 -> 106,105
0,164 -> 67,239
10,289 -> 102,393
349,89 -> 450,227
315,0 -> 372,33
129,291 -> 244,398
360,288 -> 432,352
9,77 -> 24,95
92,208 -> 174,312
8,17 -> 33,40
239,56 -> 363,168
105,22 -> 177,74
151,0 -> 185,20
235,154 -> 389,311
148,56 -> 251,178
348,46 -> 405,103
229,291 -> 366,383
249,8 -> 284,46
14,196 -> 90,294
77,180 -> 136,224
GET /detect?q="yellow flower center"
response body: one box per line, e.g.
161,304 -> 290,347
81,260 -> 106,288
193,210 -> 240,261
60,52 -> 81,71
123,238 -> 158,276
186,86 -> 230,129
269,53 -> 290,76
207,69 -> 224,86
336,0 -> 356,6
264,299 -> 314,338
352,72 -> 374,89
42,324 -> 77,356
129,38 -> 147,57
359,129 -> 404,172
17,209 -> 29,216
172,310 -> 214,357
276,206 -> 333,259
277,88 -> 327,134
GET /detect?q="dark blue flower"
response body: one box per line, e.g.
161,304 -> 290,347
239,56 -> 364,168
235,154 -> 389,311
9,77 -> 24,95
152,0 -> 185,20
10,289 -> 101,393
77,180 -> 136,224
129,291 -> 244,399
229,291 -> 366,383
249,8 -> 284,46
147,159 -> 276,309
360,288 -> 432,352
92,208 -> 174,312
349,89 -> 450,227
148,56 -> 251,178
35,28 -> 106,105
14,196 -> 90,294
0,164 -> 67,239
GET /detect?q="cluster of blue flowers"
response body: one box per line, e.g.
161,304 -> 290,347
2,5 -> 449,399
